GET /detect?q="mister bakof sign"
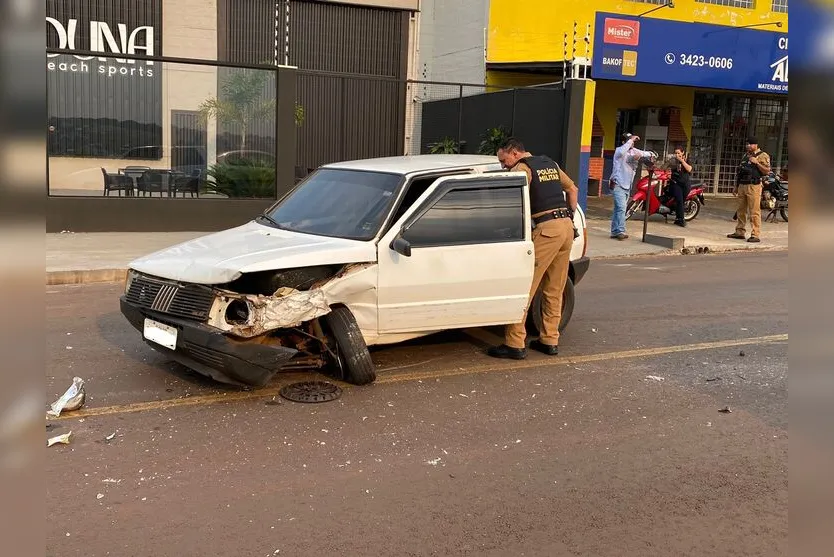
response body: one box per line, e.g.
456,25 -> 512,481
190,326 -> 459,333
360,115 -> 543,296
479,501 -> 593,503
46,17 -> 156,78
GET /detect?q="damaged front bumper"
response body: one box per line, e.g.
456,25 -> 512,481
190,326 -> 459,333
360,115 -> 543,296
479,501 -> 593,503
120,297 -> 299,387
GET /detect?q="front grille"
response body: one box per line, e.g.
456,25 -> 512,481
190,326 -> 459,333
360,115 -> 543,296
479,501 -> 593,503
184,342 -> 226,368
126,275 -> 215,321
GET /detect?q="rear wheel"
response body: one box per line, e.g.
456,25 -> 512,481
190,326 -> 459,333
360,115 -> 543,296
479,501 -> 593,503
683,198 -> 701,221
525,277 -> 576,338
321,307 -> 376,385
780,207 -> 789,222
625,200 -> 642,221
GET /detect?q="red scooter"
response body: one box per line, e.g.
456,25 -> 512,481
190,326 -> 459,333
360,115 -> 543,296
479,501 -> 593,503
624,156 -> 706,222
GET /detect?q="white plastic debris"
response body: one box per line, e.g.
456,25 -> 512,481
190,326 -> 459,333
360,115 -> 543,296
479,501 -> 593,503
645,375 -> 665,382
96,493 -> 104,500
105,432 -> 116,441
47,431 -> 72,447
47,377 -> 85,417
426,458 -> 442,466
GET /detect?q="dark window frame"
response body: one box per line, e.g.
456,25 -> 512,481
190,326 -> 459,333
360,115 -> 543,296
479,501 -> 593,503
400,176 -> 527,249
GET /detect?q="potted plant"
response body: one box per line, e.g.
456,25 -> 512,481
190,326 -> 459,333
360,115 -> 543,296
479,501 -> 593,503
478,125 -> 510,156
205,157 -> 276,199
427,137 -> 460,154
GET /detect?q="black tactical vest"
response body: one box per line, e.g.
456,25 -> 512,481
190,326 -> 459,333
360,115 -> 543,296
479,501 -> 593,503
670,160 -> 691,188
737,151 -> 764,185
521,155 -> 567,214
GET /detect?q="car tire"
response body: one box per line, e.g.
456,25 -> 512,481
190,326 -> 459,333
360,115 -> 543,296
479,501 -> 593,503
526,276 -> 575,338
322,306 -> 376,386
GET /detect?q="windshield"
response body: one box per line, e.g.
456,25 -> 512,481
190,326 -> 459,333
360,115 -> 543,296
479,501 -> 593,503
264,169 -> 404,241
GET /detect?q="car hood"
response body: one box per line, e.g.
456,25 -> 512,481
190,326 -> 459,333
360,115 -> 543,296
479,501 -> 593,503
129,221 -> 377,285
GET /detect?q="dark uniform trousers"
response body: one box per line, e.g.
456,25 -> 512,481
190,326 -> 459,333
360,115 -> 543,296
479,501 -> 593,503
505,215 -> 574,349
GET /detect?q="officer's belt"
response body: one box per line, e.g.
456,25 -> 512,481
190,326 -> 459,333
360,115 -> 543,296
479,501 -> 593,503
532,208 -> 573,226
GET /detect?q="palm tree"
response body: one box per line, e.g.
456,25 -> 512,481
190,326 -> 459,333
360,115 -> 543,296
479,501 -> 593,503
199,70 -> 304,150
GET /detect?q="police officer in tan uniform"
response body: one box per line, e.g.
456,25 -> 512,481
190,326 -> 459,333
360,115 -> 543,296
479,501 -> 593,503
728,137 -> 771,243
487,138 -> 579,360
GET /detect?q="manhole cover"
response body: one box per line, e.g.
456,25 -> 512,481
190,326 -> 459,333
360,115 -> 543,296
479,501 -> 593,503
279,381 -> 343,403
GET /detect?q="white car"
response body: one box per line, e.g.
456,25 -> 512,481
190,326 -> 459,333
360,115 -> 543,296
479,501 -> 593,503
120,155 -> 590,387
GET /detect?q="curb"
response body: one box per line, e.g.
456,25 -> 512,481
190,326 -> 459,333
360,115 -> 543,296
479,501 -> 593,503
46,268 -> 128,286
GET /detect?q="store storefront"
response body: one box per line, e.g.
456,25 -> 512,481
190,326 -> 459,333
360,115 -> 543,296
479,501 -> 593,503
46,0 -> 419,232
589,12 -> 788,195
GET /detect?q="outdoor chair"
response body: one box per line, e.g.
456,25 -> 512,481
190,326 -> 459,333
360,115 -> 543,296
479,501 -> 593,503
171,174 -> 200,198
137,169 -> 167,197
101,167 -> 133,196
122,165 -> 151,193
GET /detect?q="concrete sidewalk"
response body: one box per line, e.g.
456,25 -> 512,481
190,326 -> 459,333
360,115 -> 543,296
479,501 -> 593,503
46,195 -> 787,284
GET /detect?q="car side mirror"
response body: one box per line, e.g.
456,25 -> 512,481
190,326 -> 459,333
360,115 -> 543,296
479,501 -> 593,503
390,235 -> 412,257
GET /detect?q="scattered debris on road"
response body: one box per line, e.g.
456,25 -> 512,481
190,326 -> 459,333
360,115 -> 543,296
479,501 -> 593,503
105,432 -> 116,442
47,377 -> 86,417
645,375 -> 665,382
719,406 -> 733,413
47,431 -> 72,447
739,350 -> 746,357
706,376 -> 723,382
96,493 -> 104,500
426,458 -> 442,466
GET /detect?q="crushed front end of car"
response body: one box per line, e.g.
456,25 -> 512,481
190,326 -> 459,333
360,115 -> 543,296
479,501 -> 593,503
119,264 -> 371,387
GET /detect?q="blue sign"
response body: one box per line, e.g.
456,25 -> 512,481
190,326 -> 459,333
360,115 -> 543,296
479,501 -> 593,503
591,13 -> 788,94
790,0 -> 834,71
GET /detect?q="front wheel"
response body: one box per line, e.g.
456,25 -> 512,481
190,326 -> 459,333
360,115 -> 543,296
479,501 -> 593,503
780,207 -> 789,222
624,199 -> 643,221
525,277 -> 576,338
321,306 -> 376,385
683,198 -> 701,221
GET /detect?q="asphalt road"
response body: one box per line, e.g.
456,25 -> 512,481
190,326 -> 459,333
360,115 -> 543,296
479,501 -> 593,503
46,251 -> 788,557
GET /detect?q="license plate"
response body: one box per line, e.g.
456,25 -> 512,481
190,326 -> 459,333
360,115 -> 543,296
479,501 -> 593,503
143,318 -> 178,350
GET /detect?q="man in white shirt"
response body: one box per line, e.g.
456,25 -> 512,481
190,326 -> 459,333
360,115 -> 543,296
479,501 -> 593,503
609,133 -> 653,240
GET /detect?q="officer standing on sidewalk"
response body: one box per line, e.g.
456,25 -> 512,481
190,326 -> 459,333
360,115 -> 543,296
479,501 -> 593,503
487,138 -> 578,360
728,137 -> 771,243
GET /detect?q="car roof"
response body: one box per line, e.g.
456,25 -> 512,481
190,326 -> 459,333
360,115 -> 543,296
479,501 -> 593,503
321,155 -> 501,175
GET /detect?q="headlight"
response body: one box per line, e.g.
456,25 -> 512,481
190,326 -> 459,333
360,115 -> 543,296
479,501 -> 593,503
224,299 -> 251,325
124,270 -> 138,294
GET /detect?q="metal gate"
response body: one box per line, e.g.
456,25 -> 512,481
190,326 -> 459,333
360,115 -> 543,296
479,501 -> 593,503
690,92 -> 788,194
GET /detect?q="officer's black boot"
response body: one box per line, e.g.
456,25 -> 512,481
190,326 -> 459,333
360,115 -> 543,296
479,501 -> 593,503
487,345 -> 527,360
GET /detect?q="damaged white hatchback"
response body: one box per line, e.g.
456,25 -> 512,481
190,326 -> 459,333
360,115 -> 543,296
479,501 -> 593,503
120,155 -> 590,387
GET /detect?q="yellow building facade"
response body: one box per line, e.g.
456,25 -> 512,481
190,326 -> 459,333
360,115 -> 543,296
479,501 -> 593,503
486,0 -> 789,196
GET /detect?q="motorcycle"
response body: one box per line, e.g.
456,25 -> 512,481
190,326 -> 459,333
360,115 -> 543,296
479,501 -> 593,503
731,171 -> 789,223
624,154 -> 706,223
761,172 -> 789,222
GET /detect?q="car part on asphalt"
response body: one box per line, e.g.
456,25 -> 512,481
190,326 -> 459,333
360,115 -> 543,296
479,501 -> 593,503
279,381 -> 343,403
47,431 -> 73,447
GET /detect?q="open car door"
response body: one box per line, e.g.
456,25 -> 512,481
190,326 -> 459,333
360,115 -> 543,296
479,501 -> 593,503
377,173 -> 534,334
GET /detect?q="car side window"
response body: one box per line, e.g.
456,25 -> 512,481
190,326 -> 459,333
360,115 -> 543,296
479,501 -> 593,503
402,186 -> 524,247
